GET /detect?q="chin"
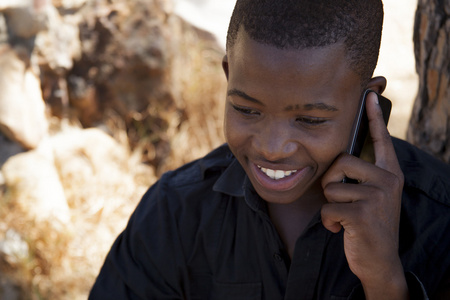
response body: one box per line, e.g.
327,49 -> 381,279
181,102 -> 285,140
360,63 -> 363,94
249,177 -> 311,205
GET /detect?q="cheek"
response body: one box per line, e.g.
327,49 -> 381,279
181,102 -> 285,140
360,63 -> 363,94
313,138 -> 345,163
223,107 -> 234,144
307,123 -> 352,170
224,108 -> 246,149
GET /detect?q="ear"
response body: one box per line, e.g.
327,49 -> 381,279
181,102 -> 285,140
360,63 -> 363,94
366,76 -> 387,94
222,55 -> 229,80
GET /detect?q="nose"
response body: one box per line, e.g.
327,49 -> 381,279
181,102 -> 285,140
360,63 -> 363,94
252,120 -> 299,162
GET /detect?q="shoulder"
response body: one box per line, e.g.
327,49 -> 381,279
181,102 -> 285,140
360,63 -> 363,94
131,144 -> 235,222
90,145 -> 239,298
393,138 -> 450,293
393,137 -> 450,232
162,143 -> 234,189
392,137 -> 450,207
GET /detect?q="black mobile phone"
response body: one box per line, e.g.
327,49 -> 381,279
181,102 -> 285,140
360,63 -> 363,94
343,89 -> 392,183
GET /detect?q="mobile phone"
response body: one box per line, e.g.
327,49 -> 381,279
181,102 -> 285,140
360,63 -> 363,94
343,89 -> 392,183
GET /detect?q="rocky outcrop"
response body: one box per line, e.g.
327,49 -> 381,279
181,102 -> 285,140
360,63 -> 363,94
0,46 -> 48,149
0,0 -> 226,298
0,0 -> 51,150
2,147 -> 70,225
0,133 -> 25,166
56,0 -> 224,170
0,125 -> 156,299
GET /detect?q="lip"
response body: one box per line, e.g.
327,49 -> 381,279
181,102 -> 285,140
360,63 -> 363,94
250,162 -> 309,192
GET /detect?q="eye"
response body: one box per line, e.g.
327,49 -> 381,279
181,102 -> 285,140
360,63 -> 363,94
232,105 -> 260,116
296,116 -> 327,126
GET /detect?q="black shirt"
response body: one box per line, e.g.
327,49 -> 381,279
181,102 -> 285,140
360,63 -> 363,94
89,138 -> 450,299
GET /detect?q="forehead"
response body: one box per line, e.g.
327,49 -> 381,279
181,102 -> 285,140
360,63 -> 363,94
227,30 -> 362,105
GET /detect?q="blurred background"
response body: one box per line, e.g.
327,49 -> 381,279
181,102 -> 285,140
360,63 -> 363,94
174,0 -> 419,139
0,0 -> 433,299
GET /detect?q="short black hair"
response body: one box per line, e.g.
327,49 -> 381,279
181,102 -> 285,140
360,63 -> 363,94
226,0 -> 384,86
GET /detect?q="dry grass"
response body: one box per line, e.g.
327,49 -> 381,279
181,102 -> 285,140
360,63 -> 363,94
163,38 -> 226,173
0,25 -> 227,299
0,121 -> 157,299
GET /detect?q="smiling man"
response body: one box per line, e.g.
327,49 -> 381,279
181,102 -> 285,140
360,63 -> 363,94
89,1 -> 450,299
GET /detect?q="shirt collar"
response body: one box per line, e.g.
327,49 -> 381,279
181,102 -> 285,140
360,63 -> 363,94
212,158 -> 270,213
211,152 -> 327,229
243,176 -> 268,213
213,158 -> 247,197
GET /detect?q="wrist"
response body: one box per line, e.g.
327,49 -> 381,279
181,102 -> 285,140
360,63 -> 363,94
361,269 -> 409,300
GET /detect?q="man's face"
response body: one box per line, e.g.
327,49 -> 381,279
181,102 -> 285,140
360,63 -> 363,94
223,31 -> 363,205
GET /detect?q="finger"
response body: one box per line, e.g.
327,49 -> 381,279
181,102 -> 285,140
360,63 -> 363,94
323,181 -> 380,204
366,92 -> 401,176
321,202 -> 361,233
321,203 -> 344,233
321,153 -> 383,188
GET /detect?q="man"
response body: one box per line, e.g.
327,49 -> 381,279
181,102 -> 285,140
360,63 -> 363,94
89,1 -> 450,299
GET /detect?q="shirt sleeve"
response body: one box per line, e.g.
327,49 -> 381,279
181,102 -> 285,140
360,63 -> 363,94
88,175 -> 190,299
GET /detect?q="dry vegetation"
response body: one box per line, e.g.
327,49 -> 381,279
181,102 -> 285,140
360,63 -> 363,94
165,41 -> 226,173
0,123 -> 156,299
0,33 -> 227,300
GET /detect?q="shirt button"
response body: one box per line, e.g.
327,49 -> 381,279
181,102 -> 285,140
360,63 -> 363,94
273,253 -> 282,262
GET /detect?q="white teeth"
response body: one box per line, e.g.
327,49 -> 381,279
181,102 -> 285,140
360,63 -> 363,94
275,170 -> 285,178
257,165 -> 297,180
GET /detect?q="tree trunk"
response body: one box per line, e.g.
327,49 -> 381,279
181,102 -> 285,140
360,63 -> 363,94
407,0 -> 450,163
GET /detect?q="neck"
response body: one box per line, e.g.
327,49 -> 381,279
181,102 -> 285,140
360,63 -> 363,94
267,183 -> 327,259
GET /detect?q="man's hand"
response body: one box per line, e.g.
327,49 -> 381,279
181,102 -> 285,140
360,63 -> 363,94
321,92 -> 408,299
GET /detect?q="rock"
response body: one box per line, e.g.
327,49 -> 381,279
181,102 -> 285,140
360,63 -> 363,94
0,133 -> 25,167
0,13 -> 7,44
0,0 -> 54,151
0,274 -> 23,300
50,126 -> 143,207
0,45 -> 48,149
0,0 -> 50,39
34,3 -> 82,72
53,0 -> 88,10
0,124 -> 154,300
0,0 -> 38,11
66,0 -> 179,126
0,0 -> 225,298
51,0 -> 226,172
1,147 -> 70,225
0,229 -> 29,265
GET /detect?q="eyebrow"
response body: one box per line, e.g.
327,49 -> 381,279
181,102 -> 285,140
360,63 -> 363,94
227,89 -> 262,105
297,103 -> 338,112
227,88 -> 339,112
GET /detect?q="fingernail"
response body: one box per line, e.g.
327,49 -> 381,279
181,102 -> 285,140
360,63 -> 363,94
373,93 -> 379,105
